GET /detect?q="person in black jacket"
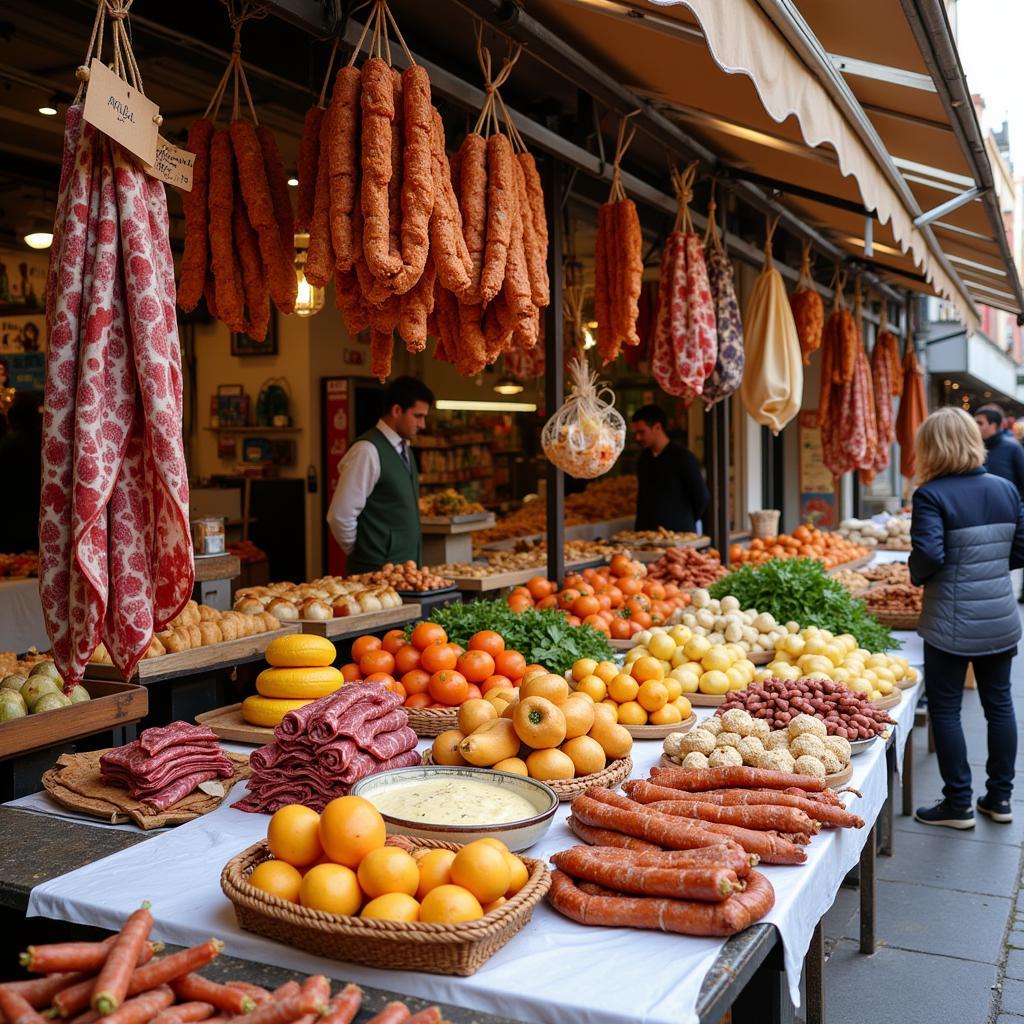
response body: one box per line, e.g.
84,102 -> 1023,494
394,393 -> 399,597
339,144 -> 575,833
631,405 -> 708,533
975,404 -> 1024,495
910,407 -> 1024,829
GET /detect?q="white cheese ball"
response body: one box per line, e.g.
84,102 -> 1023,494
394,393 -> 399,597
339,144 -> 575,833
756,748 -> 796,772
789,733 -> 827,760
764,729 -> 791,751
702,717 -> 724,736
715,731 -> 743,750
821,750 -> 844,775
736,735 -> 765,765
682,751 -> 711,769
824,735 -> 853,761
663,732 -> 686,758
793,755 -> 827,780
719,708 -> 755,736
787,713 -> 828,740
708,746 -> 743,768
748,718 -> 772,741
679,729 -> 717,756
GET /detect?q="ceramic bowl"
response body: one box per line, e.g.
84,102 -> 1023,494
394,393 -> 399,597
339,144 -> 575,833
351,765 -> 558,852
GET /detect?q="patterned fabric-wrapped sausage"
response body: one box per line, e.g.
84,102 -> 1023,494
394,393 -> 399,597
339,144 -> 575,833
701,198 -> 743,407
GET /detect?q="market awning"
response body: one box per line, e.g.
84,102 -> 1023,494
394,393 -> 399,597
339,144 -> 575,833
529,0 -> 1024,330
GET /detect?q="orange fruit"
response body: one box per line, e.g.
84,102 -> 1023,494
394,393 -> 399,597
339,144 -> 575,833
525,747 -> 576,781
428,669 -> 469,706
480,673 -> 513,695
394,644 -> 421,676
494,650 -> 527,681
637,678 -> 669,712
630,656 -> 665,683
572,594 -> 601,618
248,859 -> 302,903
432,729 -> 468,766
340,662 -> 362,682
507,594 -> 533,613
457,697 -> 497,734
561,695 -> 596,738
419,884 -> 483,924
381,629 -> 408,655
449,840 -> 511,904
267,805 -> 323,868
469,630 -> 506,656
359,649 -> 396,677
482,897 -> 507,913
404,692 -> 432,709
420,643 -> 458,674
299,863 -> 362,915
400,668 -> 431,695
351,635 -> 382,662
415,848 -> 456,899
357,846 -> 420,898
411,622 -> 447,651
519,673 -> 569,705
318,796 -> 386,868
575,675 -> 607,702
561,734 -> 607,775
457,649 -> 496,684
505,854 -> 529,897
360,892 -> 420,922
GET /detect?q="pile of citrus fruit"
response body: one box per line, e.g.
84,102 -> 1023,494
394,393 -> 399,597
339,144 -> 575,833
433,669 -> 633,780
728,525 -> 869,568
340,624 -> 539,710
568,654 -> 695,726
505,554 -> 691,637
246,796 -> 530,923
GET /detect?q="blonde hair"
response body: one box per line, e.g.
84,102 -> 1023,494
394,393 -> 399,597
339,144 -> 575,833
915,406 -> 985,484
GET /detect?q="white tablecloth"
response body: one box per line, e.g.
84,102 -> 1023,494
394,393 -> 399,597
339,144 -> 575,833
26,723 -> 894,1024
0,577 -> 48,652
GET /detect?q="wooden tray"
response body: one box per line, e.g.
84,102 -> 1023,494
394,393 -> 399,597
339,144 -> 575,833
658,752 -> 853,787
195,702 -> 276,745
450,557 -> 612,593
749,650 -> 774,666
687,692 -> 728,707
299,604 -> 421,639
420,513 -> 491,526
397,585 -> 458,599
84,627 -> 299,684
0,680 -> 148,760
870,691 -> 902,710
626,713 -> 698,740
896,673 -> 921,690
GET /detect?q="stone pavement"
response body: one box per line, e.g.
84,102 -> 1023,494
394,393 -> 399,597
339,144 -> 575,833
813,643 -> 1024,1024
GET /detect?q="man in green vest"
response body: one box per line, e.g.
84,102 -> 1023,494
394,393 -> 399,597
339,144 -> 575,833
327,376 -> 434,574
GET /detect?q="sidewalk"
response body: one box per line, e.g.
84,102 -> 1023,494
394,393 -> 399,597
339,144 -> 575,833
816,645 -> 1024,1023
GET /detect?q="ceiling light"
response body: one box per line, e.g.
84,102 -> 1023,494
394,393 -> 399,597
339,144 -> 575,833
583,328 -> 596,350
23,231 -> 53,249
38,105 -> 57,117
287,177 -> 299,187
493,376 -> 524,395
435,399 -> 537,413
292,249 -> 324,317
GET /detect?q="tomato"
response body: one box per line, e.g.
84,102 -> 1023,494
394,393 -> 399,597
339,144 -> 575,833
457,649 -> 496,684
582,613 -> 610,635
619,577 -> 642,596
564,574 -> 586,591
596,592 -> 612,611
359,649 -> 396,677
566,615 -> 581,627
526,576 -> 554,601
508,594 -> 533,613
609,617 -> 631,639
394,644 -> 421,676
381,629 -> 408,655
557,589 -> 580,611
364,671 -> 396,688
464,683 -> 482,701
340,662 -> 362,682
428,669 -> 469,706
351,635 -> 382,661
572,594 -> 601,618
404,692 -> 432,709
631,611 -> 652,629
494,649 -> 527,681
536,595 -> 559,610
468,630 -> 505,657
522,663 -> 546,679
644,582 -> 666,602
411,622 -> 447,651
420,642 -> 458,674
480,674 -> 513,694
401,668 -> 431,695
609,554 -> 633,578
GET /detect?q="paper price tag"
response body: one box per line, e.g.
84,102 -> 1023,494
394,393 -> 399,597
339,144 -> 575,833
82,58 -> 159,165
145,136 -> 195,191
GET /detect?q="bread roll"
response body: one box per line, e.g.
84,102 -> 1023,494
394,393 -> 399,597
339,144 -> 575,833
267,598 -> 299,621
333,595 -> 359,617
198,604 -> 221,622
198,621 -> 223,646
299,597 -> 333,620
257,611 -> 280,633
235,597 -> 264,615
218,615 -> 240,642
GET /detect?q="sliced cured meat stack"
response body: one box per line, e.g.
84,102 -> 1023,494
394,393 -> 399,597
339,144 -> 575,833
235,684 -> 420,814
40,107 -> 193,690
100,723 -> 235,812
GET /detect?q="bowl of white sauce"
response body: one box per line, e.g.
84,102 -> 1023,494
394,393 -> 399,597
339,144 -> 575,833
352,765 -> 558,851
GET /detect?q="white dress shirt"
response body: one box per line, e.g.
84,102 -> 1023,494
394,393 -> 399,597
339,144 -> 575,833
327,420 -> 409,554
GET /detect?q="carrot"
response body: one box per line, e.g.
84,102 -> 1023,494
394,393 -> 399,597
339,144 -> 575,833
269,983 -> 300,1000
0,987 -> 49,1024
319,985 -> 361,1024
170,975 -> 253,1016
2,974 -> 91,1010
551,846 -> 744,901
90,904 -> 153,1016
300,977 -> 330,1004
150,1002 -> 215,1024
68,1011 -> 98,1024
586,842 -> 757,877
548,868 -> 775,937
649,765 -> 826,793
641,796 -> 821,836
224,983 -> 271,1005
565,815 -> 663,852
365,1004 -> 410,1024
97,987 -> 174,1024
669,787 -> 864,829
406,1010 -> 441,1024
21,936 -> 117,974
229,980 -> 329,1024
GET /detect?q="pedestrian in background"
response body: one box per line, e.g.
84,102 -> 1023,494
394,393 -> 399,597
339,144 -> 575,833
910,406 -> 1024,829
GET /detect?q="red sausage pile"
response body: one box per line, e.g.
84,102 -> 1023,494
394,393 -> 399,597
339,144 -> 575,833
716,677 -> 896,740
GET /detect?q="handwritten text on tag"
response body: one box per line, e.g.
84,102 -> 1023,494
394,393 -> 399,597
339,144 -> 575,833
145,136 -> 195,191
82,58 -> 159,165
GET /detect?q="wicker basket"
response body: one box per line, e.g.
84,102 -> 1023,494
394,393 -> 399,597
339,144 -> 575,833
867,608 -> 920,631
749,509 -> 780,540
421,751 -> 633,803
405,706 -> 459,738
221,835 -> 550,976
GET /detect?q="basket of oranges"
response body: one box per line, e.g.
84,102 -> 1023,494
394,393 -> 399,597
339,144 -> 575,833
222,798 -> 550,976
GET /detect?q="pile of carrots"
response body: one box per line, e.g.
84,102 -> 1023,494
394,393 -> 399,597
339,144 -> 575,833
728,526 -> 869,569
507,554 -> 692,637
546,766 -> 864,937
2,905 -> 440,1024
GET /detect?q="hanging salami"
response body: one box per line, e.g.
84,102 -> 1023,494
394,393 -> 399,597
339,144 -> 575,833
701,195 -> 743,406
895,339 -> 927,481
866,306 -> 898,481
789,241 -> 824,366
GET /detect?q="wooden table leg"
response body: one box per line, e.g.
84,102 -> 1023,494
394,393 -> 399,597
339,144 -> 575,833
879,743 -> 895,857
860,824 -> 877,955
902,729 -> 914,816
804,920 -> 825,1024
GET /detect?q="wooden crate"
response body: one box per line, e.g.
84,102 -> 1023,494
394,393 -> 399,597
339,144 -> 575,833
298,604 -> 421,639
0,680 -> 148,760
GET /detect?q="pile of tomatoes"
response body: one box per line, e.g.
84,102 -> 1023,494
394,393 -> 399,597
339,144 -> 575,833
341,623 -> 540,710
727,525 -> 869,569
505,553 -> 692,639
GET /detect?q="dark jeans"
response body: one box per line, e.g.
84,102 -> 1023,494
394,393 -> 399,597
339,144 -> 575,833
924,642 -> 1017,807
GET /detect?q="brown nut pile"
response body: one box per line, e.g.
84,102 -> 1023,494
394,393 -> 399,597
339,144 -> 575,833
863,583 -> 922,612
646,546 -> 726,587
717,676 -> 895,740
831,569 -> 869,595
350,561 -> 453,592
861,562 -> 910,585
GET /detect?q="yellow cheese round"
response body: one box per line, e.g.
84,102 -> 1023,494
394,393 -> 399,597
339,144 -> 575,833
265,634 -> 337,668
256,666 -> 344,699
241,695 -> 314,727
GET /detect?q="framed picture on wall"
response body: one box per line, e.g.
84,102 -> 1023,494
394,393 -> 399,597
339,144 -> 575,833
231,313 -> 278,357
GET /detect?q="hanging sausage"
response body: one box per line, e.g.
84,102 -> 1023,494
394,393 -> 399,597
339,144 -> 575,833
895,338 -> 927,482
700,194 -> 743,406
789,241 -> 824,366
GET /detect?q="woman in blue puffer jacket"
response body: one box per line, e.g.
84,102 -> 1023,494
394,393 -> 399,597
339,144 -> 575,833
910,406 -> 1024,829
